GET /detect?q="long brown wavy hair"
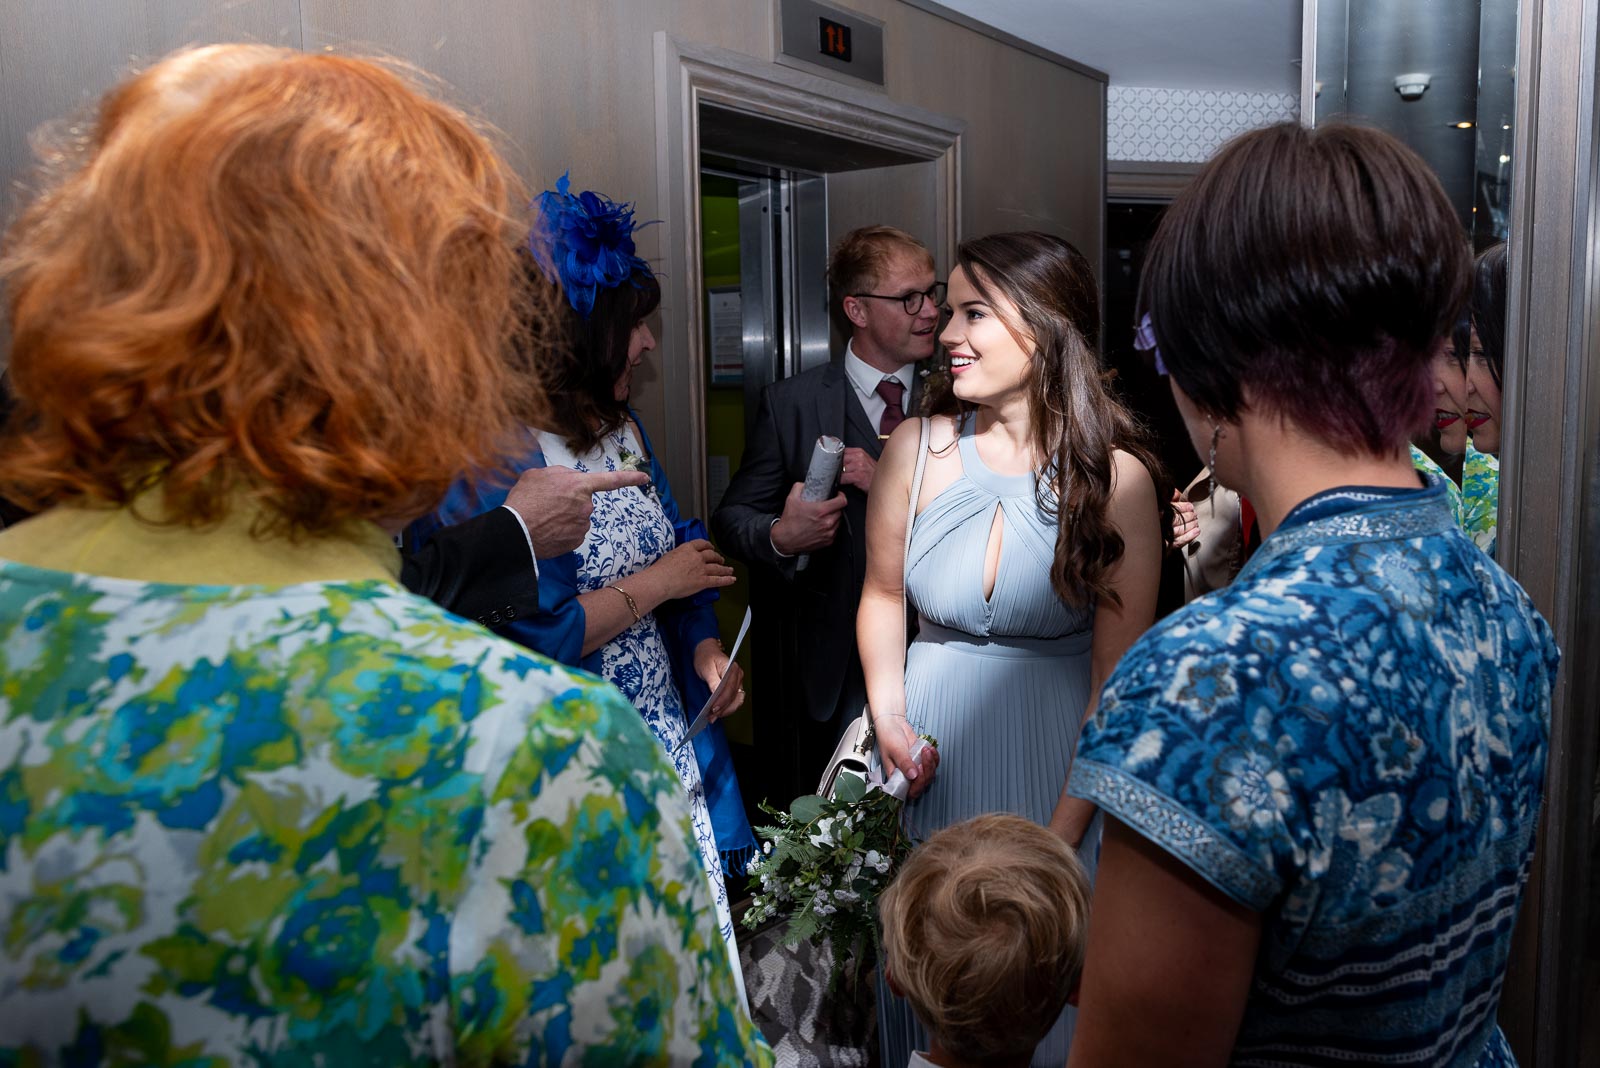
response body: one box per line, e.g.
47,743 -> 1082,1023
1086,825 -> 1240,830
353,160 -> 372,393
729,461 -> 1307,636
0,45 -> 546,539
926,232 -> 1171,608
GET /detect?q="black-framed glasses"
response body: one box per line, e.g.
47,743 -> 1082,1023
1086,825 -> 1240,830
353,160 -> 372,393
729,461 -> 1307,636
850,281 -> 947,316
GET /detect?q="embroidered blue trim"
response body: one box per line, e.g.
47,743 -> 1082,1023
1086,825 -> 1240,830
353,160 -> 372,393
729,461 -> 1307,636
1071,758 -> 1281,909
1241,483 -> 1458,585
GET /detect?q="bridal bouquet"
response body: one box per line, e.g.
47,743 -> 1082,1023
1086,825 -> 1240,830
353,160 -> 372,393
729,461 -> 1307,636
742,736 -> 935,984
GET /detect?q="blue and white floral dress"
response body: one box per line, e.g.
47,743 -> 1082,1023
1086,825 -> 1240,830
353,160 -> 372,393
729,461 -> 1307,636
1071,477 -> 1559,1066
533,425 -> 740,976
410,420 -> 750,1006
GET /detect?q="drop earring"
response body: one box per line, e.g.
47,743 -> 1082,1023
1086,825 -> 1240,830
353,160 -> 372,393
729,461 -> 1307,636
1208,420 -> 1223,515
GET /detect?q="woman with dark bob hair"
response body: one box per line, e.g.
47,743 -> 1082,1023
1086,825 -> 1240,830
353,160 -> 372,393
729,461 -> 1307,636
1066,123 -> 1558,1067
861,231 -> 1169,1064
0,46 -> 766,1063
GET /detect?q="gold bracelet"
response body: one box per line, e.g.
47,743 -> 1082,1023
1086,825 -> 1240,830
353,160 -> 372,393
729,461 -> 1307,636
606,583 -> 640,623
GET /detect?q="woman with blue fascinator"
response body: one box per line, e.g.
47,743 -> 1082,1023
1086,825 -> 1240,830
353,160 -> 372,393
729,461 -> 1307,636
410,174 -> 756,991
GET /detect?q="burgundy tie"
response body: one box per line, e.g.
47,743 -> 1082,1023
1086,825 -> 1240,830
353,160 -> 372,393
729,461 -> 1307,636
876,378 -> 906,437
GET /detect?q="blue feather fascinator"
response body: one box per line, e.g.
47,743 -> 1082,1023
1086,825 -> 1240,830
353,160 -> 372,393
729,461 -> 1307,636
533,172 -> 654,319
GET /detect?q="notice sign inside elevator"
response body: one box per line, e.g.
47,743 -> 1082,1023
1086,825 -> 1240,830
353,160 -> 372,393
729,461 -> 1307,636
819,17 -> 852,62
778,0 -> 884,85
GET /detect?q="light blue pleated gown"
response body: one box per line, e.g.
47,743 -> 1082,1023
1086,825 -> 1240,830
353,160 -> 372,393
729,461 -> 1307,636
878,414 -> 1099,1067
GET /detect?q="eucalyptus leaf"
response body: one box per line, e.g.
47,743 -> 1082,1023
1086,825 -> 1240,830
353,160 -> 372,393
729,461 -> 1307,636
790,910 -> 821,944
832,772 -> 868,803
790,794 -> 826,824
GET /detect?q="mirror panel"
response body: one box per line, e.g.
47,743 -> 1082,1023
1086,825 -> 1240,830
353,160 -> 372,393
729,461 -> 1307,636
1473,0 -> 1518,246
1312,0 -> 1511,247
1309,2 -> 1600,1063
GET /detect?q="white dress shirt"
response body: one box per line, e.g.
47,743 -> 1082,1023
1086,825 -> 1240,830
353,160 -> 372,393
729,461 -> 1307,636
844,340 -> 915,430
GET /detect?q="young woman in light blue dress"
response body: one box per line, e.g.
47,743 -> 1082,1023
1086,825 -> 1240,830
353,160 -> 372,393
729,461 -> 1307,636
859,232 -> 1170,1066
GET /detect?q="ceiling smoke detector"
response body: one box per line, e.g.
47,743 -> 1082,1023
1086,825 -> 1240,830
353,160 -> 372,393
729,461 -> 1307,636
1394,73 -> 1432,100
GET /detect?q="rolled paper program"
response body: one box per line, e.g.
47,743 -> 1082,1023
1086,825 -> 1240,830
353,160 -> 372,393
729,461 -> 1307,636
796,434 -> 845,572
876,736 -> 932,801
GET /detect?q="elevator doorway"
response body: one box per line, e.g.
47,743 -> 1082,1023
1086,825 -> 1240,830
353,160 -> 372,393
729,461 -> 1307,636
653,37 -> 963,814
693,107 -> 949,798
697,164 -> 805,767
700,159 -> 829,508
697,157 -> 830,768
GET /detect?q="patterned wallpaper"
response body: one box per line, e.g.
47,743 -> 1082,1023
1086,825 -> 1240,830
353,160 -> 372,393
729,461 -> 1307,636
1109,87 -> 1301,163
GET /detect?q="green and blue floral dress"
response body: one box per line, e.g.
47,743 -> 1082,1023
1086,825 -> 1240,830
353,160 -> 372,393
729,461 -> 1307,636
0,510 -> 769,1066
1461,442 -> 1500,557
1409,444 -> 1463,524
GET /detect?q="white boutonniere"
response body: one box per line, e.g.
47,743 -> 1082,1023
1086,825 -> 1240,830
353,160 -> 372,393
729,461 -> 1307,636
614,444 -> 657,499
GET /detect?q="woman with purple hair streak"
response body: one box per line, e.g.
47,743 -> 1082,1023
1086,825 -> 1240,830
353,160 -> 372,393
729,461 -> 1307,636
1066,123 -> 1558,1067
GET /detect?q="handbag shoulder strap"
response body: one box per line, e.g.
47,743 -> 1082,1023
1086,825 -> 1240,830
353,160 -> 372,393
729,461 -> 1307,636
904,416 -> 931,593
854,418 -> 932,755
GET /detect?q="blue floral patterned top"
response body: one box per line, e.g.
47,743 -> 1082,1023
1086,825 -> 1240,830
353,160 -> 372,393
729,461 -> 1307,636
0,542 -> 769,1064
1071,477 -> 1558,1067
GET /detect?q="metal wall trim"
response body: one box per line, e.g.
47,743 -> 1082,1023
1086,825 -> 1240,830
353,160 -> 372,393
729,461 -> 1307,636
786,175 -> 833,376
1300,0 -> 1319,123
1497,0 -> 1600,1062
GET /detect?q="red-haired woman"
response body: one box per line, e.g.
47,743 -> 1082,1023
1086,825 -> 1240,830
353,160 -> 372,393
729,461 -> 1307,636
0,46 -> 766,1063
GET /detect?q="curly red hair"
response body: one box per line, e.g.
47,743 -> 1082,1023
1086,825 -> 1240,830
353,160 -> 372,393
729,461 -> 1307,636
0,44 -> 547,537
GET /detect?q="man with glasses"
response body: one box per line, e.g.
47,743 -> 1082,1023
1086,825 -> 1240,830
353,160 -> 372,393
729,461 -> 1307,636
713,224 -> 941,806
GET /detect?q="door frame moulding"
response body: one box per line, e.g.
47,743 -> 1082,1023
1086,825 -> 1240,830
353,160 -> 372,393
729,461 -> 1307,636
653,32 -> 964,515
1105,160 -> 1199,202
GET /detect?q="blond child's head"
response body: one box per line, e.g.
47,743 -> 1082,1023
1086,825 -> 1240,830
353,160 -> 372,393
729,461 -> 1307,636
879,813 -> 1091,1065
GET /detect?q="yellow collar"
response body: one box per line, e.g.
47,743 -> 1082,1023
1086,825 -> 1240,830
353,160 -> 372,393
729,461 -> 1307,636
0,495 -> 401,586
